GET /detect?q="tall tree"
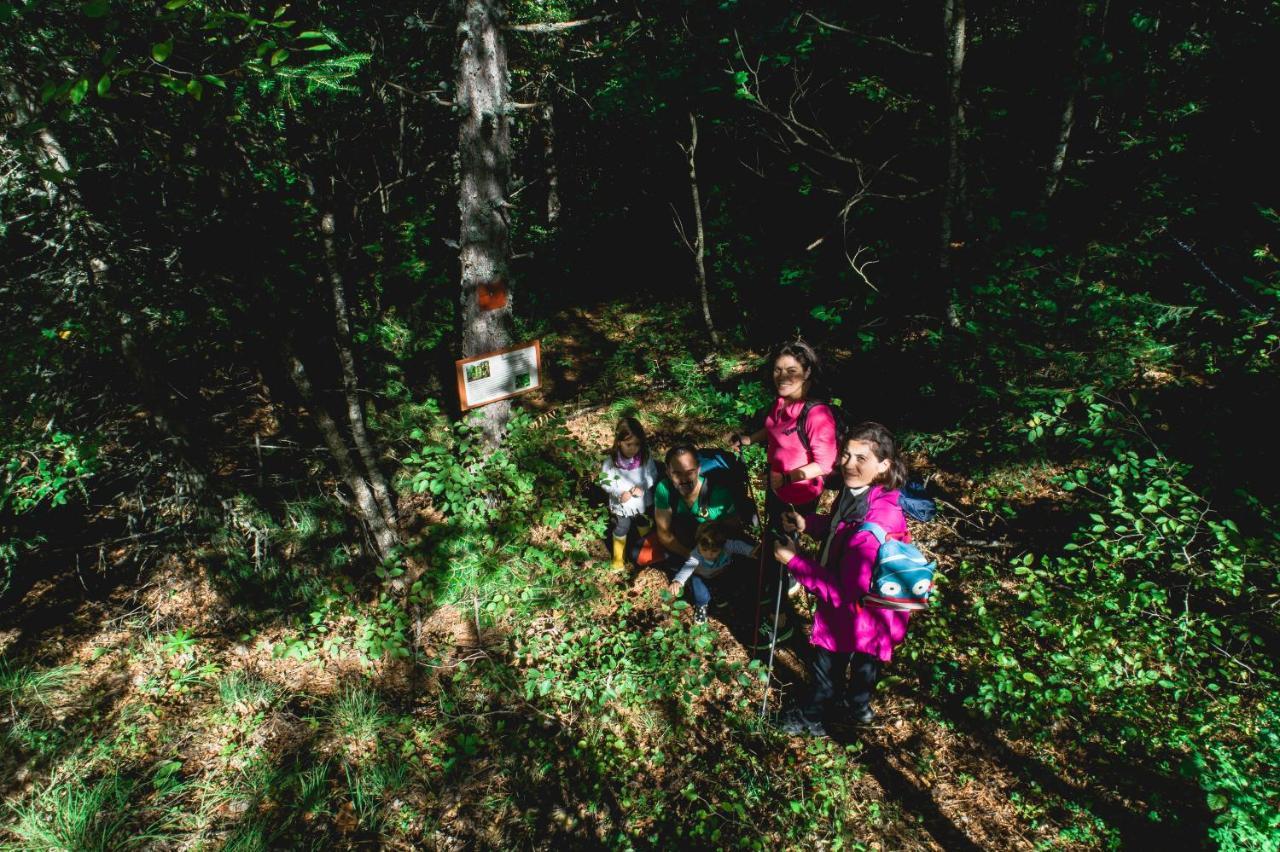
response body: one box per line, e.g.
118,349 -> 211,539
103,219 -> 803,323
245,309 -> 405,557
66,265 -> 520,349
940,0 -> 967,327
456,0 -> 515,447
676,112 -> 718,346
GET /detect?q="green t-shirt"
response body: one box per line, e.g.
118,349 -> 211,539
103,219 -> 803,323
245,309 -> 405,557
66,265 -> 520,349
654,476 -> 737,546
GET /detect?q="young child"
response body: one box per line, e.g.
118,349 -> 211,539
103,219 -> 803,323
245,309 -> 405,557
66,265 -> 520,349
600,417 -> 658,568
667,521 -> 756,624
772,422 -> 912,736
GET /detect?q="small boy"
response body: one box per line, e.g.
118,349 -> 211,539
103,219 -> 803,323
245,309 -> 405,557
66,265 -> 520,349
667,521 -> 756,623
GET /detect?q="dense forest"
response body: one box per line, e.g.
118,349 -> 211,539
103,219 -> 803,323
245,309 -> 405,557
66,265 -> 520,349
2,0 -> 1278,848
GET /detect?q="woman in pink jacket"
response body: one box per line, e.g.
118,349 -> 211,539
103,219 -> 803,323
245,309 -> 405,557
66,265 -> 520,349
773,421 -> 910,736
733,340 -> 839,641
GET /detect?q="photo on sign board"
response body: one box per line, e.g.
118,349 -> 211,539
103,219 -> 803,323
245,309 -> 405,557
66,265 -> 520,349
514,372 -> 531,389
465,360 -> 491,382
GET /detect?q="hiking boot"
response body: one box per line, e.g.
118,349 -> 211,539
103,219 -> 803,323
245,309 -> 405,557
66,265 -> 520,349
835,697 -> 876,725
693,605 -> 708,624
777,709 -> 827,738
851,704 -> 875,725
610,535 -> 626,569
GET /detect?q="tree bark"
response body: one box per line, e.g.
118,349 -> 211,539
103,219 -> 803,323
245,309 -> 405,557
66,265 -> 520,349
940,0 -> 967,328
543,99 -> 561,228
457,0 -> 515,447
1045,1 -> 1106,203
317,209 -> 399,535
286,349 -> 399,558
681,113 -> 718,346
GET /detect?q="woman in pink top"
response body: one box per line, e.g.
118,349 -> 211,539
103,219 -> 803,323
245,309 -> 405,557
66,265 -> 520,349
773,422 -> 911,737
733,340 -> 839,639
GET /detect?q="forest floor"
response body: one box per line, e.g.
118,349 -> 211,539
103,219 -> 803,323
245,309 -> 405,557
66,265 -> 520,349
0,302 -> 1203,849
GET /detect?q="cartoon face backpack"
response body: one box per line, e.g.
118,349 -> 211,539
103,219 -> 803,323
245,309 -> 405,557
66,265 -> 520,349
858,521 -> 937,611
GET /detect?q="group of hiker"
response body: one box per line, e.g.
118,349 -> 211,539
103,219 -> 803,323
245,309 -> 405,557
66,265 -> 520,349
598,340 -> 930,738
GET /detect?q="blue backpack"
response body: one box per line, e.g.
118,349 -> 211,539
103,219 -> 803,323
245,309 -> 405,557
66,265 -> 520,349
858,521 -> 936,611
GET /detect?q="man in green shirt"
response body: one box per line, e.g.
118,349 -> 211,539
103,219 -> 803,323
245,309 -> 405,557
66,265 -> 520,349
653,445 -> 740,560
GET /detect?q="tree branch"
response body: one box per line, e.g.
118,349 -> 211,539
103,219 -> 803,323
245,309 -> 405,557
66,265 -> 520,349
802,12 -> 935,58
508,15 -> 609,33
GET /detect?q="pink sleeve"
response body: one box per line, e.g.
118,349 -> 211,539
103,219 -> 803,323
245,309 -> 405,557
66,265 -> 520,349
806,405 -> 839,474
787,547 -> 860,608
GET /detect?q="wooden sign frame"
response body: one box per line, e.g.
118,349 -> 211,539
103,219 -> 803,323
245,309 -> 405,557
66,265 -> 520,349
455,339 -> 542,411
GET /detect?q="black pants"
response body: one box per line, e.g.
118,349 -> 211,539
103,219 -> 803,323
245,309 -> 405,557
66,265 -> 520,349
799,647 -> 881,720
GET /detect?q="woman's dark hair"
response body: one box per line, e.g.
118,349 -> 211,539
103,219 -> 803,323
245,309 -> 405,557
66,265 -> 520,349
842,421 -> 907,491
664,442 -> 698,469
611,416 -> 650,465
773,338 -> 821,392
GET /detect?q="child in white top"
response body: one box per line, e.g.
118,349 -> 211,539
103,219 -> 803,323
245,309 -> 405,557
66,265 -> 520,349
667,521 -> 756,623
600,416 -> 658,567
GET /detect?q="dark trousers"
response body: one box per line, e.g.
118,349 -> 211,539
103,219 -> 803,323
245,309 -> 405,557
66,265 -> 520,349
800,648 -> 881,720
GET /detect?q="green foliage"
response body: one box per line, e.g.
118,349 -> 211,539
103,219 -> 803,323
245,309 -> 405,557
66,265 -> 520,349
1,430 -> 98,593
404,415 -> 535,526
7,775 -> 154,851
1193,702 -> 1280,851
519,597 -> 753,710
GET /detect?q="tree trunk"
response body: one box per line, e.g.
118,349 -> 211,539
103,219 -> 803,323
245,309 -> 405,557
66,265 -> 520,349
543,99 -> 561,227
682,113 -> 718,346
940,0 -> 967,328
286,349 -> 400,558
1044,91 -> 1077,203
1045,1 -> 1105,203
317,209 -> 399,534
457,0 -> 515,447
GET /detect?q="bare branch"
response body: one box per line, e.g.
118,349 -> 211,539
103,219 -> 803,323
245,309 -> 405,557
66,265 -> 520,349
382,79 -> 453,107
508,15 -> 609,33
802,12 -> 935,58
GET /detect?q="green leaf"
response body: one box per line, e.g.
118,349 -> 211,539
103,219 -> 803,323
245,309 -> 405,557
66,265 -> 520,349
164,0 -> 190,8
68,78 -> 90,105
152,40 -> 174,62
304,43 -> 332,51
269,48 -> 288,66
95,73 -> 111,96
185,79 -> 202,99
297,30 -> 325,38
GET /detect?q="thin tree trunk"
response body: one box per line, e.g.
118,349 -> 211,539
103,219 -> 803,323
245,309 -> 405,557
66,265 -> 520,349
1045,91 -> 1077,202
286,349 -> 399,558
317,209 -> 399,534
457,0 -> 515,447
543,99 -> 561,227
682,112 -> 718,346
940,0 -> 967,328
1045,1 -> 1105,203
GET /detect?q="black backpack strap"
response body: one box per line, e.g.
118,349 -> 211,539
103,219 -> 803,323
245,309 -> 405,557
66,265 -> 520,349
796,399 -> 822,456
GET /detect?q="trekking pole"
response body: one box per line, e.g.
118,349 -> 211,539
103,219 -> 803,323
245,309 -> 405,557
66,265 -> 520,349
742,452 -> 768,652
759,556 -> 787,719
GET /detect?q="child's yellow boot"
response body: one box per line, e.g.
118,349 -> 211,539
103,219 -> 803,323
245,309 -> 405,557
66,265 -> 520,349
610,535 -> 627,568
